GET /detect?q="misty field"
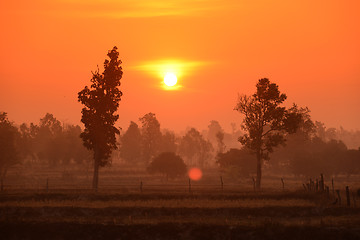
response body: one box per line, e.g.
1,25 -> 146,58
1,190 -> 360,239
1,166 -> 360,239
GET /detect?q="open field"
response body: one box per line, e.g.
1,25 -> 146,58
1,166 -> 360,239
4,164 -> 360,191
1,189 -> 360,240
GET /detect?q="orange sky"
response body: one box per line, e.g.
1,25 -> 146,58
1,0 -> 359,132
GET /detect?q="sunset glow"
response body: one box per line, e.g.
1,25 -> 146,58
1,1 -> 360,237
0,0 -> 359,132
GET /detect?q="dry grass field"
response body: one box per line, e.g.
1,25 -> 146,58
1,165 -> 359,239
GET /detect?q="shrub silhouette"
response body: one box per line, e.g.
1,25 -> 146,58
147,152 -> 187,179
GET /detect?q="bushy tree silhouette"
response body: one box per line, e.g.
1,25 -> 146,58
216,131 -> 226,154
18,114 -> 90,167
178,128 -> 213,167
147,152 -> 187,180
120,121 -> 142,164
234,78 -> 302,190
139,113 -> 162,163
37,113 -> 63,166
78,46 -> 123,190
216,148 -> 256,177
159,130 -> 177,153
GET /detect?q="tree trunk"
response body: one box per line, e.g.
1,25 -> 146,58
256,151 -> 262,191
92,161 -> 99,191
92,149 -> 100,191
0,169 -> 7,192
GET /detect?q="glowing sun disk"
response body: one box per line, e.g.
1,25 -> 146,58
164,72 -> 177,87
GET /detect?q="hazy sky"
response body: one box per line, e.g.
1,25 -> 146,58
1,0 -> 359,132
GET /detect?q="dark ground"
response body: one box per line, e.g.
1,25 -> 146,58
0,191 -> 359,240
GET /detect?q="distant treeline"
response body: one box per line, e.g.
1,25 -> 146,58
0,111 -> 359,180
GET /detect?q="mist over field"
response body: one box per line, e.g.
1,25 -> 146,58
1,106 -> 360,239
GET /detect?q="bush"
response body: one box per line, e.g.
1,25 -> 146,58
147,152 -> 187,179
216,148 -> 256,177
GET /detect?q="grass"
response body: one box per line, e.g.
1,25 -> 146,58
0,190 -> 359,226
1,166 -> 360,239
0,198 -> 316,208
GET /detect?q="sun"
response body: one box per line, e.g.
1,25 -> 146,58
164,72 -> 177,87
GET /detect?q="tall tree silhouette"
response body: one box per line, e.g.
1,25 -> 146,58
0,112 -> 19,190
120,121 -> 142,164
78,46 -> 123,190
216,131 -> 226,154
160,130 -> 177,153
234,78 -> 301,190
37,113 -> 63,166
139,113 -> 162,164
178,128 -> 213,167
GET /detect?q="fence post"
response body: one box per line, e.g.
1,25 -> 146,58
346,186 -> 350,207
220,176 -> 224,191
352,192 -> 357,208
320,174 -> 324,191
325,186 -> 330,199
336,190 -> 341,205
311,179 -> 315,191
281,178 -> 284,191
252,177 -> 256,192
188,178 -> 191,193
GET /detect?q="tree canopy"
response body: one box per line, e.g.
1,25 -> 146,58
0,112 -> 19,188
16,113 -> 90,167
178,128 -> 213,167
120,121 -> 142,164
139,113 -> 162,163
78,46 -> 123,190
234,78 -> 302,190
147,152 -> 187,179
216,148 -> 256,178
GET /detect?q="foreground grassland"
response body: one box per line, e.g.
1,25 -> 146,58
0,190 -> 359,240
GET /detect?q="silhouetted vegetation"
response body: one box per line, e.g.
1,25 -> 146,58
0,112 -> 19,189
268,110 -> 360,177
78,46 -> 123,190
289,138 -> 360,176
119,121 -> 142,164
147,152 -> 187,179
315,121 -> 360,149
234,78 -> 303,190
14,113 -> 91,168
159,130 -> 178,153
216,148 -> 256,178
139,113 -> 162,164
178,128 -> 213,167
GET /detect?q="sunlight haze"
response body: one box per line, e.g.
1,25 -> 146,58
0,0 -> 359,132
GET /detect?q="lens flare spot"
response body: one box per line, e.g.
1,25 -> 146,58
188,167 -> 202,181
